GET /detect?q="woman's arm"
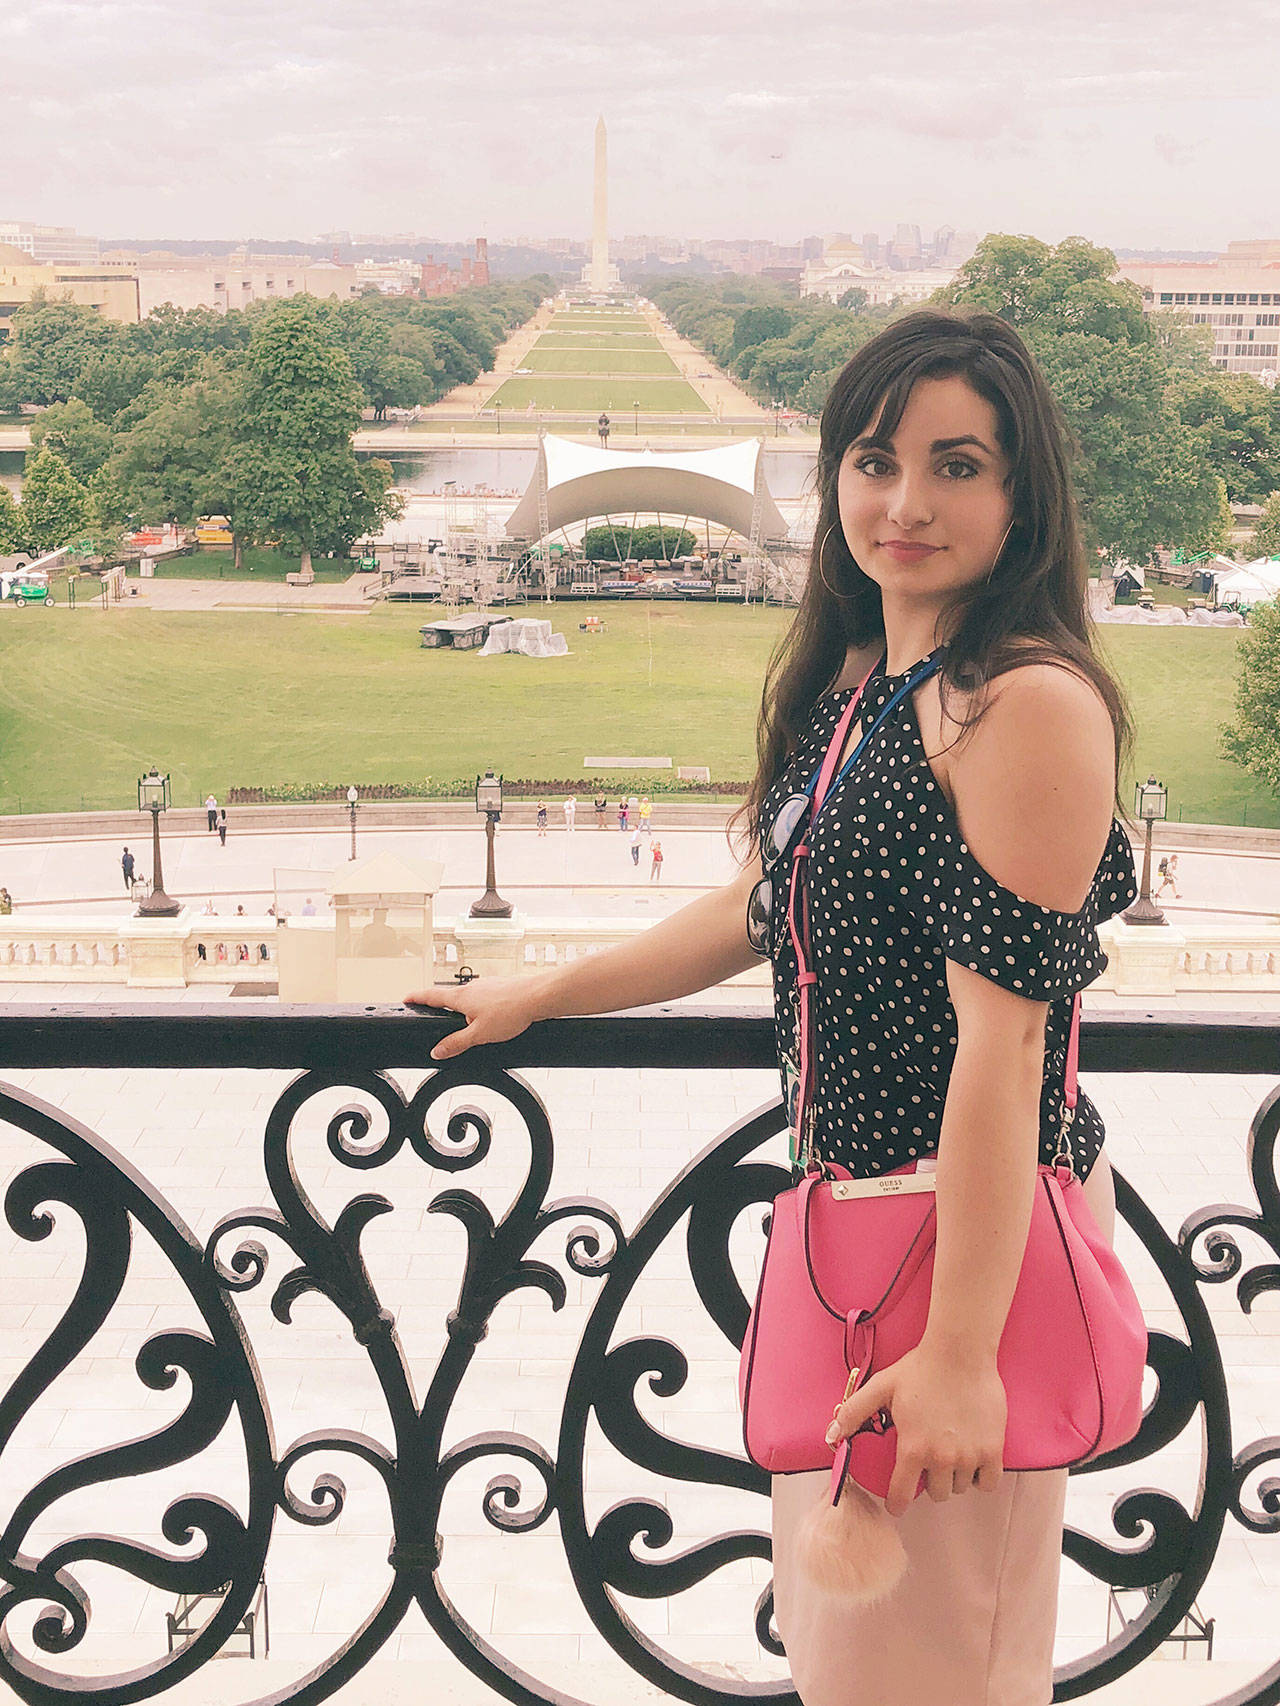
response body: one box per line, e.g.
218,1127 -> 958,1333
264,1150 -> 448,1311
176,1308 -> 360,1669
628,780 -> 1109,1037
829,663 -> 1115,1514
528,859 -> 764,1018
405,858 -> 766,1059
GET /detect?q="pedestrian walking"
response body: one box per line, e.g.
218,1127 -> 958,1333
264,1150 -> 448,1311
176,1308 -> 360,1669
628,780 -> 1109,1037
597,412 -> 611,447
618,800 -> 630,831
630,827 -> 642,866
205,794 -> 218,832
121,847 -> 135,892
594,791 -> 608,829
638,795 -> 653,837
649,839 -> 663,882
536,802 -> 549,838
1154,851 -> 1180,900
0,887 -> 12,916
217,808 -> 228,847
563,796 -> 576,833
405,308 -> 1145,1705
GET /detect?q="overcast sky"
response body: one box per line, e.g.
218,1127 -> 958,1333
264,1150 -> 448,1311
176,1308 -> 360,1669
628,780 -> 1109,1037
4,0 -> 1276,251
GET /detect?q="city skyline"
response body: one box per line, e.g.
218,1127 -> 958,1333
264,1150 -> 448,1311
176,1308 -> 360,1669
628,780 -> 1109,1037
6,0 -> 1279,251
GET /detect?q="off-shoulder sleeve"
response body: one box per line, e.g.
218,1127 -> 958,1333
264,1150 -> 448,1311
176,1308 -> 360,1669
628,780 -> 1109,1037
911,821 -> 1122,1002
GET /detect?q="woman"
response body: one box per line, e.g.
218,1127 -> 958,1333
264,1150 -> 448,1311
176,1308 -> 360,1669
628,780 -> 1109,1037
406,308 -> 1138,1704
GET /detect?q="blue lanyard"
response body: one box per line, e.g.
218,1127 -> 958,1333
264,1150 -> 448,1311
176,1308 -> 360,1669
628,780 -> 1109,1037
805,648 -> 944,824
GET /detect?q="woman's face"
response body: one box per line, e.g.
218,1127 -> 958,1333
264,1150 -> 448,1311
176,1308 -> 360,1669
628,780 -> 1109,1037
836,373 -> 1015,609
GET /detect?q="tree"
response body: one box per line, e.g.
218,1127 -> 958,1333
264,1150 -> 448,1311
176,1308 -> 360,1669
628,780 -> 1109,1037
30,399 -> 113,483
1222,596 -> 1280,790
222,298 -> 400,575
1030,330 -> 1219,564
1180,476 -> 1235,559
108,363 -> 239,528
0,484 -> 20,554
1148,309 -> 1214,374
730,305 -> 794,361
18,446 -> 89,553
0,297 -> 125,406
837,287 -> 869,311
1171,370 -> 1280,505
938,234 -> 1148,341
1252,491 -> 1280,558
581,523 -> 697,561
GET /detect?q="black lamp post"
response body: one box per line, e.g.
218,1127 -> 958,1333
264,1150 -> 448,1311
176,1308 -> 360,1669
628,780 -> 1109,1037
633,400 -> 640,436
135,769 -> 181,917
495,401 -> 502,436
773,400 -> 783,437
347,785 -> 359,861
470,769 -> 513,919
1123,775 -> 1169,925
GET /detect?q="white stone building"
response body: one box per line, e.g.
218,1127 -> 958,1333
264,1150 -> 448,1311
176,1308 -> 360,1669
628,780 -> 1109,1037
1118,253 -> 1280,382
800,239 -> 957,306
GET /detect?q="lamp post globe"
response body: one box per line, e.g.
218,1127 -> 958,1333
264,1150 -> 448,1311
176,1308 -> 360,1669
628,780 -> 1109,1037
134,768 -> 181,918
470,769 -> 513,919
1122,774 -> 1169,925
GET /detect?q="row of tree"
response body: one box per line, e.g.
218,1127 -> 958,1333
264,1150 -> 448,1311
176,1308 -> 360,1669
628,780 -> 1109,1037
643,238 -> 1280,566
0,279 -> 550,564
0,279 -> 550,420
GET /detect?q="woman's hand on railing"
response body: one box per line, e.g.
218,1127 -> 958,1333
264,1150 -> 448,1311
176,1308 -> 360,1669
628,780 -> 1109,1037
403,976 -> 549,1060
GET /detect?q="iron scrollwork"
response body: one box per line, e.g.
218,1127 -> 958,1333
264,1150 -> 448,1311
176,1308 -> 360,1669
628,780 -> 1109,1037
0,1023 -> 1279,1704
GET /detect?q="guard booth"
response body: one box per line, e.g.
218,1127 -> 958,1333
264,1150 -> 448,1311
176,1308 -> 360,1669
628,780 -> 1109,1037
275,852 -> 444,1003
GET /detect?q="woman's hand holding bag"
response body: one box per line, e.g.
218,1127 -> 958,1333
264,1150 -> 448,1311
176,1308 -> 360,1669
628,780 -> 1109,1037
826,1341 -> 1008,1517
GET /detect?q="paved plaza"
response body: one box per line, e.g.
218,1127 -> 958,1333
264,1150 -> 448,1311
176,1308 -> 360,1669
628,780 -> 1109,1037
7,816 -> 1280,934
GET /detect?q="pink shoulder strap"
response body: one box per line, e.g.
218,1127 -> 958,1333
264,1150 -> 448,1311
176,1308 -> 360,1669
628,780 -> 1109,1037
1065,992 -> 1080,1112
812,680 -> 872,816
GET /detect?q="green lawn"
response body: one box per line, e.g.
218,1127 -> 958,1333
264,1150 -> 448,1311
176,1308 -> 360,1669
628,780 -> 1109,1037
136,548 -> 355,583
0,602 -> 1272,824
524,345 -> 679,375
535,334 -> 664,351
1096,626 -> 1262,825
487,376 -> 711,413
550,317 -> 650,332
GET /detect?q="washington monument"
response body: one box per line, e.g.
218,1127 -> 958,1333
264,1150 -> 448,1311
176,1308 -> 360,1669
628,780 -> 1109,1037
584,116 -> 620,293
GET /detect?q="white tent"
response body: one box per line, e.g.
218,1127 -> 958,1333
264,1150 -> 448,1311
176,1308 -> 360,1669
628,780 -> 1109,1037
505,435 -> 787,544
478,617 -> 568,658
1212,565 -> 1280,607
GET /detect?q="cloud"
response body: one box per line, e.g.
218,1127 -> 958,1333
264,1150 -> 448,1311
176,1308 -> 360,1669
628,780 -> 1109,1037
2,0 -> 1277,246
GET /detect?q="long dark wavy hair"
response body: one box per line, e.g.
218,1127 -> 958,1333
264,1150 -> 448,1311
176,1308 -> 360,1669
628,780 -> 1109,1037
730,306 -> 1132,859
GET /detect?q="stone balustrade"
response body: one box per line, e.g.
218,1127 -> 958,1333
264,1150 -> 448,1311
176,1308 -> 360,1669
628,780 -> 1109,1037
4,909 -> 1280,995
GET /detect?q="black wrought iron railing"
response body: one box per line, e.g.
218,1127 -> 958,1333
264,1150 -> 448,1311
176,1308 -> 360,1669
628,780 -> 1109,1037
0,1006 -> 1278,1705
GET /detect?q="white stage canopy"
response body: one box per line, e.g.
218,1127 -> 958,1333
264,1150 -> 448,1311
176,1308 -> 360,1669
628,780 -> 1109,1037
505,435 -> 787,544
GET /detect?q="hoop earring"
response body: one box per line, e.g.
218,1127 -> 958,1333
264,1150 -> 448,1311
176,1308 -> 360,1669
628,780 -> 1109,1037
986,517 -> 1016,582
817,524 -> 853,599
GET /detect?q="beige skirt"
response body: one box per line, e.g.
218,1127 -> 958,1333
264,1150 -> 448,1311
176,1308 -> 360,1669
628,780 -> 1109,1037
771,1151 -> 1118,1706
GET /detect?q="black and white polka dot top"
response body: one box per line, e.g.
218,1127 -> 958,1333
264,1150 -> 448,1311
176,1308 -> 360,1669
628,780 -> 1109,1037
762,649 -> 1138,1183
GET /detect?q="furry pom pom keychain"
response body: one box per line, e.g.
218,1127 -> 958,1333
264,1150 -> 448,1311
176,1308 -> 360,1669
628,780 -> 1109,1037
796,1420 -> 908,1606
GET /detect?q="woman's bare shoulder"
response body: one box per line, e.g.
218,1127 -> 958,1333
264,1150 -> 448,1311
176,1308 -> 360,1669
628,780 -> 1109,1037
828,638 -> 884,694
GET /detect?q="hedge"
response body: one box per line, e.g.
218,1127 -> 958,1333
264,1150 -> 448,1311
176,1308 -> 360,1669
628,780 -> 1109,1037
229,776 -> 750,804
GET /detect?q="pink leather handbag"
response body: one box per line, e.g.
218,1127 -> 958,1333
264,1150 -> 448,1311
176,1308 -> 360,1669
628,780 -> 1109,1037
738,667 -> 1149,1501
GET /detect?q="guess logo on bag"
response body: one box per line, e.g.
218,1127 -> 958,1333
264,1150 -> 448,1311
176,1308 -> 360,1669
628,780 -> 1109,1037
831,1174 -> 939,1200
